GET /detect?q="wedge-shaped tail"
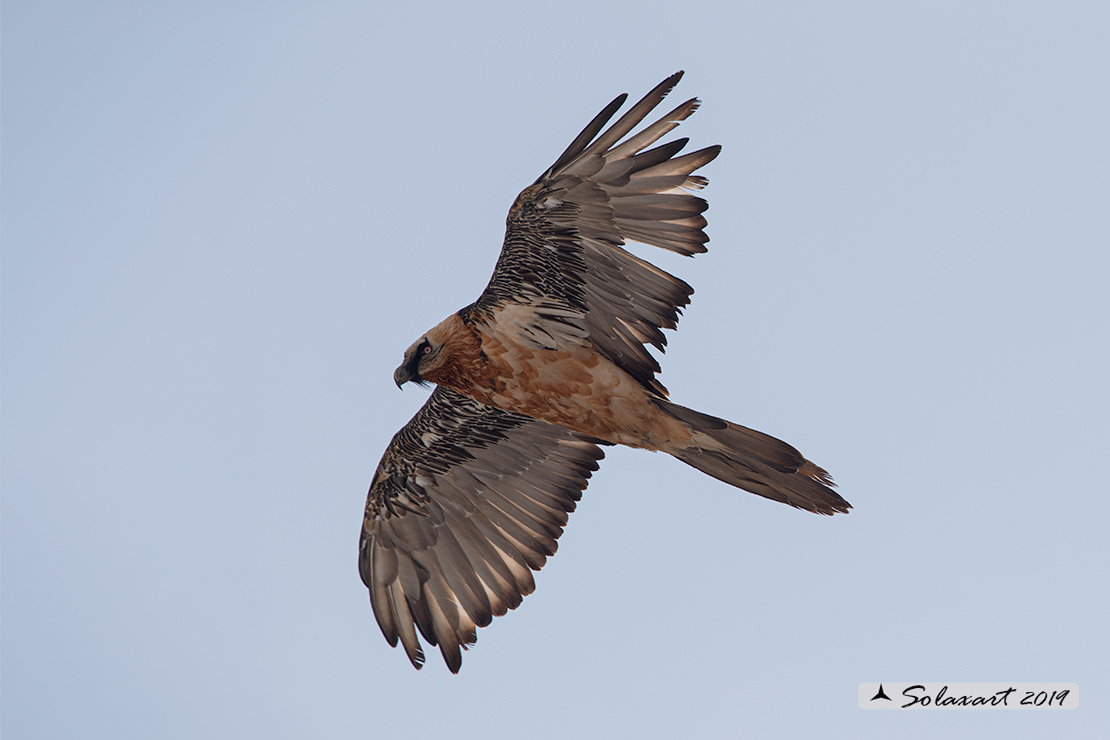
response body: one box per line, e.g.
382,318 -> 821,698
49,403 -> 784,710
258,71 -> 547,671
655,399 -> 851,515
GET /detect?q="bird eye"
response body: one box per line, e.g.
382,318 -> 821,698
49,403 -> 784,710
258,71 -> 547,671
422,344 -> 433,355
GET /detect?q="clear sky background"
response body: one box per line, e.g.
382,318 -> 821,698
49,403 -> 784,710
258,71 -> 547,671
3,2 -> 1108,738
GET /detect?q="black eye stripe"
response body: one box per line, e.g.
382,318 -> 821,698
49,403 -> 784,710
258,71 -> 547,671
403,339 -> 431,380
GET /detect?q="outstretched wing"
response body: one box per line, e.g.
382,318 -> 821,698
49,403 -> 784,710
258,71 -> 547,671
466,71 -> 721,396
360,387 -> 605,673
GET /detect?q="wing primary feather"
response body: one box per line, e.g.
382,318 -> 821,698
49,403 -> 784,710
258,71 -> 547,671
544,93 -> 629,177
388,578 -> 425,669
634,145 -> 722,180
605,98 -> 701,161
577,71 -> 685,159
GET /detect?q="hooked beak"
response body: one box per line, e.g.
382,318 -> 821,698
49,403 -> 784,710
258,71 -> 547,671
393,363 -> 413,389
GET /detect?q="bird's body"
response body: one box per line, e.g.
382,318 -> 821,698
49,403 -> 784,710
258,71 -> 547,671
361,72 -> 850,673
417,311 -> 691,450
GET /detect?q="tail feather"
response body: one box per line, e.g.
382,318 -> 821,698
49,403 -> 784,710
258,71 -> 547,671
655,400 -> 851,516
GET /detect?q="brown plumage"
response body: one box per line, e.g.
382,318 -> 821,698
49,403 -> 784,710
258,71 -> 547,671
361,72 -> 850,674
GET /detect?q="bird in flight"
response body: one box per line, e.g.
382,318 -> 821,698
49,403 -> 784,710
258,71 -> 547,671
360,72 -> 850,673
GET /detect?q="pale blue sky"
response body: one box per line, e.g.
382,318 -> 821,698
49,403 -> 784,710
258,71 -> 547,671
3,2 -> 1108,738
